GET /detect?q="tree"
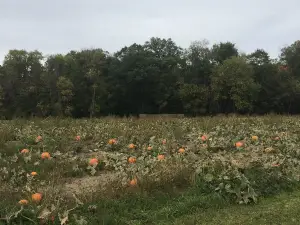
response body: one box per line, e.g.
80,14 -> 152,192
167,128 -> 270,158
42,54 -> 67,116
56,76 -> 74,116
1,38 -> 300,117
211,56 -> 260,113
0,85 -> 4,118
280,40 -> 300,77
144,38 -> 184,113
211,42 -> 239,64
107,38 -> 183,116
1,50 -> 44,118
64,49 -> 108,117
0,65 -> 4,117
179,83 -> 209,115
184,40 -> 212,85
107,43 -> 154,115
247,49 -> 270,66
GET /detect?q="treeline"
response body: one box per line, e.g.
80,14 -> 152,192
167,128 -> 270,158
0,38 -> 300,118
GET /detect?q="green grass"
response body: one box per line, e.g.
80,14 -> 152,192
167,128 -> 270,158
174,190 -> 300,225
2,188 -> 300,224
72,188 -> 300,225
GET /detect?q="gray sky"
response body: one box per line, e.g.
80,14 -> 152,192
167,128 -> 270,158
0,0 -> 299,62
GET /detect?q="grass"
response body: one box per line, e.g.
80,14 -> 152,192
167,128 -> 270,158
1,115 -> 300,224
2,188 -> 300,224
68,187 -> 300,225
73,188 -> 227,224
174,189 -> 300,225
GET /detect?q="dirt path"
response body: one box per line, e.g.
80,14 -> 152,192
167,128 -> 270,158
63,171 -> 120,196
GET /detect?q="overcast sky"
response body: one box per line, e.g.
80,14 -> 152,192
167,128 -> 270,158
0,0 -> 299,62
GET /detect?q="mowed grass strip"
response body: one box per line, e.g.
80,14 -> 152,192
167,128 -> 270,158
70,188 -> 300,225
173,190 -> 300,225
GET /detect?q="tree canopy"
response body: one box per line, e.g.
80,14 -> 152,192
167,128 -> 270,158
0,38 -> 300,118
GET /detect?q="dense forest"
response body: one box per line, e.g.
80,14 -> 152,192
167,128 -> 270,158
0,38 -> 300,118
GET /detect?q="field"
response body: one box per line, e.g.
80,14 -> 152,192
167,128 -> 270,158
1,116 -> 300,224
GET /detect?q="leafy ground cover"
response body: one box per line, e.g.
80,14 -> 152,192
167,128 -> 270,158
1,116 -> 300,224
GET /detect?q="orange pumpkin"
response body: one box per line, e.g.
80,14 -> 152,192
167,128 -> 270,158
21,149 -> 29,154
41,152 -> 51,159
128,143 -> 135,149
201,135 -> 208,141
129,178 -> 137,186
178,148 -> 185,153
235,141 -> 243,148
128,156 -> 136,164
32,193 -> 42,203
89,158 -> 98,166
252,135 -> 258,141
35,135 -> 42,142
147,146 -> 152,151
18,199 -> 29,205
31,171 -> 38,176
108,138 -> 117,145
75,135 -> 81,141
157,154 -> 165,160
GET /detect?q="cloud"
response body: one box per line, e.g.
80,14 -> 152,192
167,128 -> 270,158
0,0 -> 299,62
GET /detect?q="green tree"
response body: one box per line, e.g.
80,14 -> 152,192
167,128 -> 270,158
56,76 -> 74,116
107,43 -> 152,115
184,40 -> 212,85
144,37 -> 183,113
64,49 -> 108,117
211,56 -> 260,113
179,83 -> 209,115
211,42 -> 238,64
0,85 -> 4,117
247,49 -> 270,66
107,38 -> 183,115
1,50 -> 44,118
280,40 -> 300,77
1,38 -> 300,117
42,54 -> 67,116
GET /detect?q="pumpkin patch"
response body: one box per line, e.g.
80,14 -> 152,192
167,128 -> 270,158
2,117 -> 300,223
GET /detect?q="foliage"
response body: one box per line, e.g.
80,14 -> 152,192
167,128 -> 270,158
211,56 -> 260,113
0,39 -> 300,117
179,83 -> 209,115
